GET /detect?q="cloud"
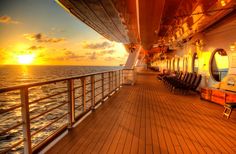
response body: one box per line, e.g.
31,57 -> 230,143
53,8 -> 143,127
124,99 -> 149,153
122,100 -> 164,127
38,53 -> 45,58
87,52 -> 97,60
23,33 -> 65,43
46,49 -> 84,61
104,56 -> 116,61
85,49 -> 116,58
28,45 -> 44,50
101,49 -> 116,55
83,41 -> 113,49
64,50 -> 84,60
0,15 -> 19,24
104,56 -> 125,62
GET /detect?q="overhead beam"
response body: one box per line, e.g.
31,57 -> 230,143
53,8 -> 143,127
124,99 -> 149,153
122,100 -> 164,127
137,0 -> 165,50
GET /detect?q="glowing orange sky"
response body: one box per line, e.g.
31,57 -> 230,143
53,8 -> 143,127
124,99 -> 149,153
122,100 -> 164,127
0,0 -> 128,66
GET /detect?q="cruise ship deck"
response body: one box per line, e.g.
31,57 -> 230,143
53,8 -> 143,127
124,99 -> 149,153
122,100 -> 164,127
47,72 -> 236,154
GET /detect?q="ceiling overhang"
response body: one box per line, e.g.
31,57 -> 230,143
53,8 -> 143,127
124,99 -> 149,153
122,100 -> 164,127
137,0 -> 165,50
57,0 -> 236,53
57,0 -> 133,43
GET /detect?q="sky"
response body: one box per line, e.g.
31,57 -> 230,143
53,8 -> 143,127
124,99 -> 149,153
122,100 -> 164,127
0,0 -> 128,66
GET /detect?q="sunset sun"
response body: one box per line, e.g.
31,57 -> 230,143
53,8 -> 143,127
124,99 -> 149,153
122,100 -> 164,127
18,54 -> 35,65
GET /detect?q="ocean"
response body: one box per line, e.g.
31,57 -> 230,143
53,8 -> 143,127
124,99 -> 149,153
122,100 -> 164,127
0,65 -> 122,88
0,65 -> 122,153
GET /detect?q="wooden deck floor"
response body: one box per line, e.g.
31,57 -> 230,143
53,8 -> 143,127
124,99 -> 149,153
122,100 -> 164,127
47,73 -> 236,154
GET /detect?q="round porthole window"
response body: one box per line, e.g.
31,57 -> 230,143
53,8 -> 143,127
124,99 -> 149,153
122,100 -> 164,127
210,48 -> 229,82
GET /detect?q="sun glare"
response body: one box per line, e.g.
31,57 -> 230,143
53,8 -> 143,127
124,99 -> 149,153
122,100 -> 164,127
18,54 -> 35,65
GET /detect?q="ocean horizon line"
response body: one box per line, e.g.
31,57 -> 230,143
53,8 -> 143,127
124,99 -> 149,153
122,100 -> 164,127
0,64 -> 123,67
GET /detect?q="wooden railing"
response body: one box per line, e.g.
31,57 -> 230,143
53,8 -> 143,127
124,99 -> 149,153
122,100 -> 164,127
0,69 -> 135,153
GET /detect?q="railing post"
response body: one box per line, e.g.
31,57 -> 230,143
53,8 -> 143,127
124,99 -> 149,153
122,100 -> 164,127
118,70 -> 121,88
109,72 -> 111,95
91,75 -> 95,110
115,71 -> 117,90
111,72 -> 113,92
67,79 -> 75,128
20,87 -> 32,154
111,72 -> 113,91
81,77 -> 86,112
101,73 -> 104,102
113,72 -> 115,90
122,70 -> 124,85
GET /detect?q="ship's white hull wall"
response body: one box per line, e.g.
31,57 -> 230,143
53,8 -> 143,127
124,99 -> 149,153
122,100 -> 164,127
153,13 -> 236,89
124,46 -> 141,69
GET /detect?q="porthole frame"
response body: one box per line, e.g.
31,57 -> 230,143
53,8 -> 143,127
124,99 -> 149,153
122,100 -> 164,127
209,48 -> 229,82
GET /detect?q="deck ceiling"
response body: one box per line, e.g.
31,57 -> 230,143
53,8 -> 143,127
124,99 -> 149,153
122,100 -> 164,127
58,0 -> 235,50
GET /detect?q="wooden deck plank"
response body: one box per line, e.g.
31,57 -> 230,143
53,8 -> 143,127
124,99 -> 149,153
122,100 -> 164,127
76,91 -> 131,153
187,104 -> 234,153
138,94 -> 146,154
89,90 -> 135,153
173,103 -> 206,153
130,88 -> 142,154
46,73 -> 236,154
115,90 -> 137,154
179,95 -> 235,153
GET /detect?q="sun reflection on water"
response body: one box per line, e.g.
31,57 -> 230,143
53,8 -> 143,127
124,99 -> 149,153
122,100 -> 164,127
21,65 -> 29,77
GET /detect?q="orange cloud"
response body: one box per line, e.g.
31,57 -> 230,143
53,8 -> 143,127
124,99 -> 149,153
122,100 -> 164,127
85,49 -> 116,58
0,15 -> 19,24
23,33 -> 65,43
28,45 -> 44,50
85,52 -> 97,60
83,41 -> 113,49
64,50 -> 84,60
104,56 -> 124,61
45,49 -> 85,62
101,49 -> 116,55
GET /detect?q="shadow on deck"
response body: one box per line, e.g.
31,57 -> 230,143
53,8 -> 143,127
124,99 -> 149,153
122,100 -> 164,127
46,73 -> 236,153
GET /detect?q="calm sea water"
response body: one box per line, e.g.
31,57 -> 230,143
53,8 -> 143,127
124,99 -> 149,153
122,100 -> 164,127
0,65 -> 122,88
0,65 -> 122,153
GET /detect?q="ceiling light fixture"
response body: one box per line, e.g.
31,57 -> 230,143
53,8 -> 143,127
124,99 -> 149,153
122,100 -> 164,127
220,0 -> 226,6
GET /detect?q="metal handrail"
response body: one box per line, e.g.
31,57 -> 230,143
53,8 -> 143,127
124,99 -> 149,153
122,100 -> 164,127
1,139 -> 24,154
0,122 -> 23,136
0,69 -> 135,153
0,69 -> 121,93
31,112 -> 68,137
30,101 -> 67,121
0,70 -> 133,153
0,104 -> 22,114
122,69 -> 136,85
29,90 -> 68,105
